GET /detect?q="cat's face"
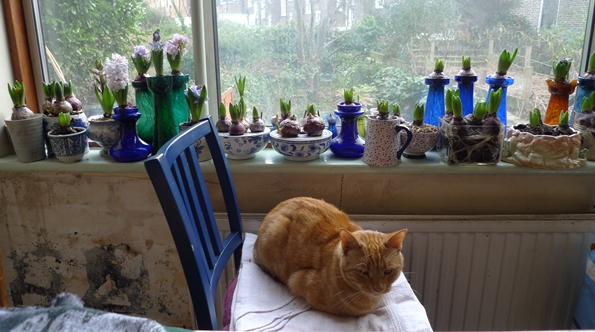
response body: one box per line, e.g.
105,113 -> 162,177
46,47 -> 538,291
339,229 -> 407,295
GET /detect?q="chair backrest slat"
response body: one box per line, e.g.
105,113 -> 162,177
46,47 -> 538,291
145,116 -> 244,330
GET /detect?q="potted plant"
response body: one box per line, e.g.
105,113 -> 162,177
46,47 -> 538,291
47,112 -> 88,163
218,101 -> 271,160
302,104 -> 325,137
454,56 -> 478,116
362,99 -> 412,167
572,52 -> 595,125
4,80 -> 46,162
574,92 -> 595,161
330,88 -> 365,158
440,88 -> 505,165
424,58 -> 450,127
403,103 -> 439,159
179,85 -> 211,162
544,57 -> 577,125
131,45 -> 155,144
503,107 -> 585,169
485,48 -> 518,127
216,102 -> 231,132
270,99 -> 332,161
87,59 -> 120,156
105,53 -> 151,162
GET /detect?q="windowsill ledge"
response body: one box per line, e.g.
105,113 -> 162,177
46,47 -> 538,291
1,147 -> 594,175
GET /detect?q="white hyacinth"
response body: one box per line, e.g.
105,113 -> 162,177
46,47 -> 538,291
164,33 -> 190,57
104,53 -> 129,92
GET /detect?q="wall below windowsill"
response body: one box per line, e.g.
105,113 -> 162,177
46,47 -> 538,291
1,147 -> 595,215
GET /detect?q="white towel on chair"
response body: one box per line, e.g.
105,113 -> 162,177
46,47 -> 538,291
230,233 -> 433,331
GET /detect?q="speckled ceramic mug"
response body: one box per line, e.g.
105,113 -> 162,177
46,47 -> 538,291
362,116 -> 413,167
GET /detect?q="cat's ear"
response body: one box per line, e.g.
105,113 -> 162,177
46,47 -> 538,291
385,229 -> 407,251
340,229 -> 360,254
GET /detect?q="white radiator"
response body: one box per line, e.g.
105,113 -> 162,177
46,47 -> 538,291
216,214 -> 595,331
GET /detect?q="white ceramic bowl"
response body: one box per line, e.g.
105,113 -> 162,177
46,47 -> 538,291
218,127 -> 270,160
269,129 -> 332,161
403,130 -> 439,158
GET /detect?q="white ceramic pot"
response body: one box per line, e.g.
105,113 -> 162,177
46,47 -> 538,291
362,116 -> 412,167
4,114 -> 46,163
219,127 -> 271,160
269,129 -> 331,161
47,127 -> 88,163
88,115 -> 120,156
502,127 -> 585,169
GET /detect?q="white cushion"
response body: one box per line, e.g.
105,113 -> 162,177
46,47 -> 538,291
230,233 -> 433,331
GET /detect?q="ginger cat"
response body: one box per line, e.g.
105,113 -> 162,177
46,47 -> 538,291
253,197 -> 407,317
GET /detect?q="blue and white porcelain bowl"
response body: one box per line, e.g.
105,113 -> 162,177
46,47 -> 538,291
269,129 -> 332,161
218,127 -> 270,160
47,127 -> 88,163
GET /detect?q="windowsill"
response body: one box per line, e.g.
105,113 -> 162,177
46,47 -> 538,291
1,147 -> 594,175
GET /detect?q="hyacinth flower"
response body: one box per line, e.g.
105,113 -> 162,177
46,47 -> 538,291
235,75 -> 246,98
228,103 -> 246,135
376,99 -> 390,120
131,45 -> 152,82
544,57 -> 577,125
149,29 -> 165,76
184,85 -> 208,124
410,103 -> 424,126
165,33 -> 190,75
8,80 -> 34,120
104,53 -> 130,108
279,98 -> 292,120
344,88 -> 354,104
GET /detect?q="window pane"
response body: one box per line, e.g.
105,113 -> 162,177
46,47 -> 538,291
36,0 -> 195,117
215,0 -> 589,126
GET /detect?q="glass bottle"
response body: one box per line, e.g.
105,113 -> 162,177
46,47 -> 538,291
425,76 -> 450,127
330,102 -> 365,158
571,76 -> 595,126
455,73 -> 478,117
132,80 -> 155,145
148,75 -> 177,154
110,106 -> 152,162
544,78 -> 577,125
485,75 -> 514,127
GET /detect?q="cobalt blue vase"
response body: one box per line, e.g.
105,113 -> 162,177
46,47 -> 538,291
572,76 -> 595,126
110,106 -> 152,162
424,77 -> 450,127
485,75 -> 514,127
330,102 -> 365,158
455,74 -> 478,117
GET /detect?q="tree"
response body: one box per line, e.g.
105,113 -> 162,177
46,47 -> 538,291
40,0 -> 147,105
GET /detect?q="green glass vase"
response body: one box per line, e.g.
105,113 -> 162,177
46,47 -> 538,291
147,75 -> 177,154
132,80 -> 154,145
171,74 -> 190,127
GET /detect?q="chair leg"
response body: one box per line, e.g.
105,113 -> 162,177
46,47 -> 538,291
0,247 -> 8,307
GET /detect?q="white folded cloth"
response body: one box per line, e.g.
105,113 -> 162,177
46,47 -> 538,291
230,233 -> 433,331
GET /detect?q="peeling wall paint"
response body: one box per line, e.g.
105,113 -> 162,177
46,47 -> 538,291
0,172 -> 193,328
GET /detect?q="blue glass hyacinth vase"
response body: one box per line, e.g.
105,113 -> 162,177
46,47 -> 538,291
330,102 -> 365,158
572,76 -> 595,126
455,74 -> 478,117
485,75 -> 514,127
110,106 -> 152,162
424,77 -> 450,127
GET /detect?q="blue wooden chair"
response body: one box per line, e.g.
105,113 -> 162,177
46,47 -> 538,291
144,116 -> 244,330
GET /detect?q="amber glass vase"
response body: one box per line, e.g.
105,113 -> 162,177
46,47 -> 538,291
544,78 -> 577,125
